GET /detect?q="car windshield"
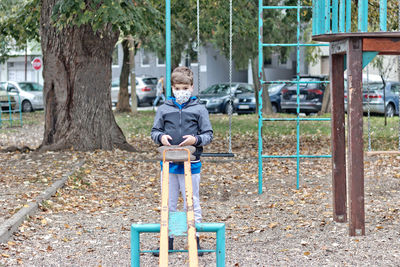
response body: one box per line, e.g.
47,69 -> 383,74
201,84 -> 234,95
363,83 -> 384,91
18,82 -> 43,91
268,84 -> 285,94
142,78 -> 157,85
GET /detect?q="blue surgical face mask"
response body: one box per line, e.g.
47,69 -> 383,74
173,89 -> 192,104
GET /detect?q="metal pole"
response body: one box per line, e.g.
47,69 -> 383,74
216,224 -> 226,267
380,0 -> 387,31
131,226 -> 140,267
296,0 -> 301,189
346,0 -> 351,32
367,66 -> 371,151
197,0 -> 200,93
166,0 -> 171,98
228,0 -> 233,154
258,0 -> 263,194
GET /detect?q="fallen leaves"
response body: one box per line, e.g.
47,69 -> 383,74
268,222 -> 278,229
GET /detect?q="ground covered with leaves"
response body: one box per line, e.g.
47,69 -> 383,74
1,112 -> 400,266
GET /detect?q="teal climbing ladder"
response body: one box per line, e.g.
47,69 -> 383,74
257,1 -> 331,194
0,90 -> 22,128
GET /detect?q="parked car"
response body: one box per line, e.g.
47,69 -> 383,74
198,83 -> 254,114
280,75 -> 328,114
345,81 -> 400,117
111,76 -> 157,106
0,84 -> 17,111
233,83 -> 285,114
0,81 -> 44,112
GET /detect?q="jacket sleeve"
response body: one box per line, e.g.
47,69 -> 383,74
151,108 -> 165,145
194,106 -> 213,146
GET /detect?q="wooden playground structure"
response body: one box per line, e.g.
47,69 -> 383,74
312,0 -> 400,236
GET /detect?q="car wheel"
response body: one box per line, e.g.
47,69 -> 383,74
136,96 -> 141,107
224,102 -> 233,114
22,100 -> 33,112
386,103 -> 395,117
272,104 -> 278,113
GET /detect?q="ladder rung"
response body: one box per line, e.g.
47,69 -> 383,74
262,118 -> 331,122
262,43 -> 329,47
263,6 -> 312,10
141,249 -> 215,253
260,80 -> 330,84
262,155 -> 332,159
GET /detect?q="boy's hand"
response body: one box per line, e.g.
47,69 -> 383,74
161,135 -> 173,146
179,135 -> 196,146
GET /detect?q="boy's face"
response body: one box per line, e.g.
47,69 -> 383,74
172,83 -> 194,93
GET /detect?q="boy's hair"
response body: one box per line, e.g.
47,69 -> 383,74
171,66 -> 193,86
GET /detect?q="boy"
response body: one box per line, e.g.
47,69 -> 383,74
151,66 -> 213,256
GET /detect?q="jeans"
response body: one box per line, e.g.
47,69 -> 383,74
160,172 -> 202,224
153,94 -> 166,107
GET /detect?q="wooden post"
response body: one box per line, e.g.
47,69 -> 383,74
347,37 -> 365,236
329,47 -> 347,223
184,161 -> 199,266
159,161 -> 170,265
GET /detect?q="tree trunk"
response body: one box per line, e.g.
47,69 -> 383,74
261,67 -> 273,115
129,36 -> 138,113
39,0 -> 135,152
251,58 -> 260,113
319,83 -> 331,114
116,39 -> 131,112
251,58 -> 273,115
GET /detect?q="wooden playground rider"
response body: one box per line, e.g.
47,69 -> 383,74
157,145 -> 199,267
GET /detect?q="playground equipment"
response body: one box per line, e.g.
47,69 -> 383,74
257,1 -> 331,194
165,0 -> 234,158
130,146 -> 225,266
311,0 -> 400,236
0,90 -> 23,127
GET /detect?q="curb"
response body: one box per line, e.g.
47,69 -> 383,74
0,160 -> 85,243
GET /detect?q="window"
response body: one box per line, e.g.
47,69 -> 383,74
142,78 -> 158,85
391,84 -> 400,95
264,57 -> 272,65
238,85 -> 254,94
112,47 -> 119,66
0,82 -> 6,91
18,82 -> 43,91
190,54 -> 198,66
279,55 -> 287,65
141,51 -> 150,67
157,56 -> 165,66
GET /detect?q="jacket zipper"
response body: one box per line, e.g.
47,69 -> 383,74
179,107 -> 182,138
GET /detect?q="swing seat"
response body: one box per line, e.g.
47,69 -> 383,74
201,153 -> 235,157
157,145 -> 196,162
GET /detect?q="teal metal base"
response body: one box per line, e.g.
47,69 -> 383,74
131,223 -> 225,267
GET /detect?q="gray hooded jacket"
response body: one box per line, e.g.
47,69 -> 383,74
151,98 -> 213,160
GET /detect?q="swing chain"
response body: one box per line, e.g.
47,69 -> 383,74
367,66 -> 371,152
398,1 -> 400,151
228,0 -> 233,154
197,0 -> 200,93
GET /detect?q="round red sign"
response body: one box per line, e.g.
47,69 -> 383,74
32,57 -> 42,71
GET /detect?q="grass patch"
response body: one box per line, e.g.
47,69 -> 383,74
114,111 -> 399,150
0,110 -> 44,133
0,110 -> 398,151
